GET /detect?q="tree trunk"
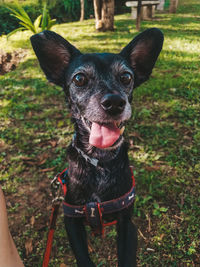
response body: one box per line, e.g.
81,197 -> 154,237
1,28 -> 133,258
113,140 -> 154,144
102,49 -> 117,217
80,0 -> 85,21
136,0 -> 142,31
93,0 -> 115,31
169,0 -> 179,13
93,0 -> 102,29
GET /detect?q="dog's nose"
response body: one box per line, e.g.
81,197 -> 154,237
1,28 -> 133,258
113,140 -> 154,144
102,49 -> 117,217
101,94 -> 126,115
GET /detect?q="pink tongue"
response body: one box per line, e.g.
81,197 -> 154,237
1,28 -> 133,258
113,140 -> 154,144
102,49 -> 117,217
89,122 -> 120,149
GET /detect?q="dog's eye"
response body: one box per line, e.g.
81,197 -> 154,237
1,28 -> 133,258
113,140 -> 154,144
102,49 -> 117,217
120,72 -> 132,85
73,73 -> 87,87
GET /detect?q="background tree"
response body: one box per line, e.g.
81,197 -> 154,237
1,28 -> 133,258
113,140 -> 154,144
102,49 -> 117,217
136,0 -> 142,31
93,0 -> 114,31
169,0 -> 179,13
80,0 -> 84,21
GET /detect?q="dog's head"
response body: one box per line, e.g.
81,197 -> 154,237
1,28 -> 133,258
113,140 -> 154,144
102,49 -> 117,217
31,28 -> 163,150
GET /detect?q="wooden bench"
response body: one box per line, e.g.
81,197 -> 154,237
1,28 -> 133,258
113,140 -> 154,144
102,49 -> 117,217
126,1 -> 160,20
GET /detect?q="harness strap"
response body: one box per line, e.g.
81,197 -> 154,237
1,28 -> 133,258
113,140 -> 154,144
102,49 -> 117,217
85,202 -> 103,234
61,168 -> 135,235
62,183 -> 135,217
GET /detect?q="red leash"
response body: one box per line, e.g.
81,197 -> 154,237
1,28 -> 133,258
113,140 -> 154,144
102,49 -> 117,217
42,171 -> 65,267
42,203 -> 60,267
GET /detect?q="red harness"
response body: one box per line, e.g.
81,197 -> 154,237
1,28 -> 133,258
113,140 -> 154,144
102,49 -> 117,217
60,168 -> 135,235
42,167 -> 136,267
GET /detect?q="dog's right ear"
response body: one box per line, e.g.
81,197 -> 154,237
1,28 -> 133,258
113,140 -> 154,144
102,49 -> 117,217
30,30 -> 81,86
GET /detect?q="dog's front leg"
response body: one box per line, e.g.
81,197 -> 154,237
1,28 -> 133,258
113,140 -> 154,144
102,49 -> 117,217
64,217 -> 95,267
117,212 -> 137,267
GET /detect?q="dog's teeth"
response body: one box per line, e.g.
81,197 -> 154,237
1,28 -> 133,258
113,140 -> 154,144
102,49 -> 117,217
120,126 -> 125,135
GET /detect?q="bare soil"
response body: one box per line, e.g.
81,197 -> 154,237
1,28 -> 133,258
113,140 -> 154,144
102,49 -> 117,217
0,49 -> 27,75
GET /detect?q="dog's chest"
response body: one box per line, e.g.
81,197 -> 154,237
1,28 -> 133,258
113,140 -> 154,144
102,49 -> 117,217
66,162 -> 131,205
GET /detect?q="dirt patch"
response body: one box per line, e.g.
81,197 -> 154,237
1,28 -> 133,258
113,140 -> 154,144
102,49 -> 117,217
0,49 -> 27,75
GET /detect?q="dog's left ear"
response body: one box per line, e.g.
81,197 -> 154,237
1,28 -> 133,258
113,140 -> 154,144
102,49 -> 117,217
30,30 -> 81,86
119,28 -> 164,87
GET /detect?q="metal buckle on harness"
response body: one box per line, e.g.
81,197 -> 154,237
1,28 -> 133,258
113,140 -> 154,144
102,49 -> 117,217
51,174 -> 64,204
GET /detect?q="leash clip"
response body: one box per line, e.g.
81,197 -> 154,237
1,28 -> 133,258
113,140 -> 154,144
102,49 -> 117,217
51,174 -> 64,204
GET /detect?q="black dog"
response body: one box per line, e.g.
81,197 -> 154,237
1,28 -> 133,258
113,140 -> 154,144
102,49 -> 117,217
31,28 -> 163,267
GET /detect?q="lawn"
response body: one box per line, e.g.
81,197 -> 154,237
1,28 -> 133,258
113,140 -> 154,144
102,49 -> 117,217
0,0 -> 200,266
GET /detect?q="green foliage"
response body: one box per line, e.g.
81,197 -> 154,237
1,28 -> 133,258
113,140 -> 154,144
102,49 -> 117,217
0,0 -> 129,35
0,5 -> 19,35
153,203 -> 168,217
40,3 -> 57,31
63,0 -> 81,20
48,0 -> 94,23
0,3 -> 42,35
6,1 -> 56,37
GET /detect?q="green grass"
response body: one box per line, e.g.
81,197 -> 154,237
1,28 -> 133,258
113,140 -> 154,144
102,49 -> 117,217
0,0 -> 200,266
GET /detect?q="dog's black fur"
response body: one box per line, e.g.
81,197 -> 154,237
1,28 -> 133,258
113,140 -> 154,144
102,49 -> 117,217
31,28 -> 163,267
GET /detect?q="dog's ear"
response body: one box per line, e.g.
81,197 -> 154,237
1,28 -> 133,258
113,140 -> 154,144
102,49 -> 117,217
30,30 -> 81,86
119,28 -> 164,87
